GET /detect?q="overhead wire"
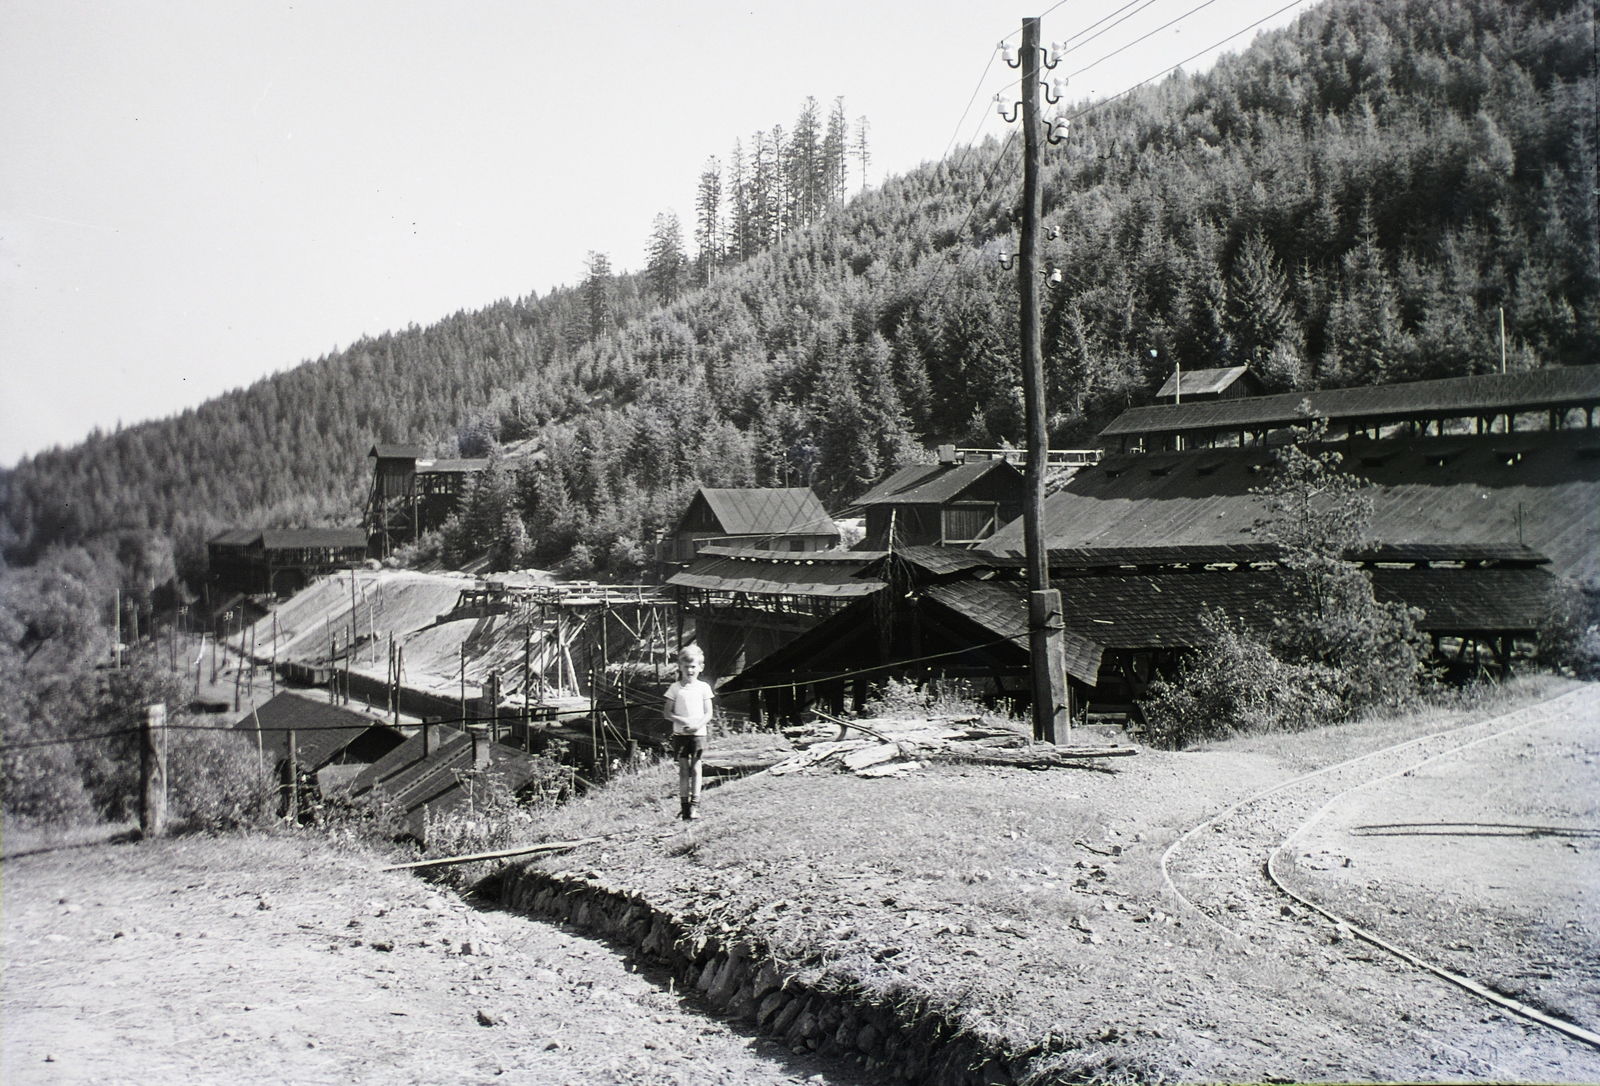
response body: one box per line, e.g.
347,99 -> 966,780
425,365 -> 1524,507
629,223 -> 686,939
1065,0 -> 1222,79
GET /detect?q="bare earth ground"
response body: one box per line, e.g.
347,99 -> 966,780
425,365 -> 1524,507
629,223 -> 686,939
4,680 -> 1597,1084
1,835 -> 864,1086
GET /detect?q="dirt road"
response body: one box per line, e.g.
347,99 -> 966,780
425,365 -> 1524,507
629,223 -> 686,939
1164,684 -> 1600,1081
1,834 -> 863,1086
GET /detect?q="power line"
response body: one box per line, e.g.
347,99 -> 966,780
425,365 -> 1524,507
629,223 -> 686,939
1060,0 -> 1165,59
1067,0 -> 1222,80
1068,0 -> 1312,119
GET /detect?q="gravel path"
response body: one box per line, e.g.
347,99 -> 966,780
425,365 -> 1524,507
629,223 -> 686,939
1,834 -> 865,1086
1163,684 -> 1600,1081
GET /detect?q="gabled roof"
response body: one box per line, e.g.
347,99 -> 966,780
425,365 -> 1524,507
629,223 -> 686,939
845,460 -> 1023,509
667,549 -> 886,598
370,444 -> 424,459
235,693 -> 403,771
259,528 -> 369,550
684,487 -> 838,538
1103,365 -> 1600,438
1156,366 -> 1256,399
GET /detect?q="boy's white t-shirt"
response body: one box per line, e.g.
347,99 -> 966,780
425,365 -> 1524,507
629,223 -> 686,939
665,678 -> 714,736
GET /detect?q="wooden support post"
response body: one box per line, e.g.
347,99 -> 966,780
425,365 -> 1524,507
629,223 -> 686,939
285,728 -> 298,823
271,613 -> 278,698
139,703 -> 167,838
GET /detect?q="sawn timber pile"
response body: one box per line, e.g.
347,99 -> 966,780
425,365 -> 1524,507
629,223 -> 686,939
767,715 -> 1134,779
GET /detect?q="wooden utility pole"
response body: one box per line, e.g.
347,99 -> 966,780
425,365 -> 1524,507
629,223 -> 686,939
1018,15 -> 1069,744
139,703 -> 168,837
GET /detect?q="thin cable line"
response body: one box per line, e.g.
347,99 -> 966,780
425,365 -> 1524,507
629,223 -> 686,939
1068,0 -> 1221,79
1068,0 -> 1311,118
1061,0 -> 1165,58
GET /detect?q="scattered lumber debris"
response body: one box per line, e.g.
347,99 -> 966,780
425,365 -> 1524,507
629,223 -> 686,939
767,712 -> 1135,778
378,836 -> 604,872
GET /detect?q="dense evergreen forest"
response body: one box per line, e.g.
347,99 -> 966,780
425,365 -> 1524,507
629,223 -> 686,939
2,0 -> 1595,593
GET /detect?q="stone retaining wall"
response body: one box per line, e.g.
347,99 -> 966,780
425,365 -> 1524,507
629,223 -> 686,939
498,864 -> 1041,1085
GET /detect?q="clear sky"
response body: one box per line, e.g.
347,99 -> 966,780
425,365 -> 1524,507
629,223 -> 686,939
0,0 -> 1319,467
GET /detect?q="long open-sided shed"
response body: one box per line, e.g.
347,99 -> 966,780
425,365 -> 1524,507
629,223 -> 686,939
1102,365 -> 1600,452
982,429 -> 1600,583
720,544 -> 1555,724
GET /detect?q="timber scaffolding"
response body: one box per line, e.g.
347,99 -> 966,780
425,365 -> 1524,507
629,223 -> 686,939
240,572 -> 687,778
415,579 -> 685,776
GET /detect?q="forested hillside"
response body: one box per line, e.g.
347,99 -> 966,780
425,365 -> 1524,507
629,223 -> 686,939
3,0 -> 1594,587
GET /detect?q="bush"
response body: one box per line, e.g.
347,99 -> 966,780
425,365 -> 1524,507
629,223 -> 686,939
1538,577 -> 1600,678
1139,428 -> 1431,747
1143,609 -> 1345,748
166,729 -> 276,831
862,677 -> 996,720
2,741 -> 96,825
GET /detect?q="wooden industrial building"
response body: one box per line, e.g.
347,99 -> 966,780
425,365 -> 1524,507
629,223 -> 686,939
667,545 -> 886,680
207,528 -> 369,597
1103,365 -> 1600,454
659,487 -> 839,567
364,443 -> 491,556
1155,365 -> 1267,404
721,543 -> 1556,726
842,449 -> 1025,550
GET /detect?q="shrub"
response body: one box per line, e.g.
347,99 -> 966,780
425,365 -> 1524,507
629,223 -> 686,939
1143,609 -> 1345,748
166,729 -> 276,831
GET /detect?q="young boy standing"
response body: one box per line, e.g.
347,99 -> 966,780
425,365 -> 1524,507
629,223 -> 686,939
665,644 -> 714,820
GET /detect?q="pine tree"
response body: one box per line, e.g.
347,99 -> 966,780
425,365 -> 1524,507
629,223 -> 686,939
852,115 -> 871,192
1228,232 -> 1304,386
693,158 -> 723,285
646,212 -> 687,305
727,140 -> 753,264
583,252 -> 613,341
786,97 -> 824,228
824,97 -> 849,205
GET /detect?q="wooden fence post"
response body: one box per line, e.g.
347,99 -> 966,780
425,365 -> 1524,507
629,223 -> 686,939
139,703 -> 168,838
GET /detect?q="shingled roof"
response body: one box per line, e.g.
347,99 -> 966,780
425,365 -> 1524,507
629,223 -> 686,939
682,487 -> 838,538
349,726 -> 551,840
982,430 -> 1600,582
1156,366 -> 1258,399
668,547 -> 887,598
235,692 -> 404,771
1103,366 -> 1600,438
844,460 -> 1023,510
369,444 -> 424,460
258,528 -> 369,550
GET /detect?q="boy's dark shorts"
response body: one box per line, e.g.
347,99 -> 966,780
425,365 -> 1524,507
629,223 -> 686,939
671,734 -> 706,759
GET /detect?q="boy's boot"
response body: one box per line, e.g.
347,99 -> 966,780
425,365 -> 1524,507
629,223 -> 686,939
685,799 -> 698,821
680,798 -> 692,821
